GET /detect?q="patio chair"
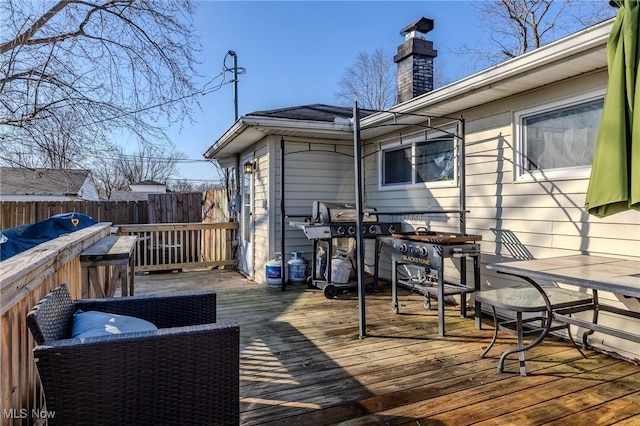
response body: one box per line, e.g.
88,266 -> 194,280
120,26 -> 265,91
26,284 -> 239,425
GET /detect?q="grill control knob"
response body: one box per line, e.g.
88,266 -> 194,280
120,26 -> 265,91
336,226 -> 345,236
369,225 -> 378,235
417,247 -> 429,257
399,243 -> 408,253
388,224 -> 396,233
347,226 -> 356,236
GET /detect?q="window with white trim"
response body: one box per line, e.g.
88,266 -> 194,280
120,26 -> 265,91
515,92 -> 604,180
380,130 -> 455,188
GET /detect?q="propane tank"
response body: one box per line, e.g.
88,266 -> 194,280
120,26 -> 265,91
265,252 -> 283,288
316,245 -> 327,279
287,251 -> 307,284
329,249 -> 352,284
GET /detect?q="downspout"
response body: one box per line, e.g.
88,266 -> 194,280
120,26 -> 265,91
280,137 -> 286,291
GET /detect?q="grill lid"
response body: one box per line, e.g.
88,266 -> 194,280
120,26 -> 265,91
312,201 -> 377,223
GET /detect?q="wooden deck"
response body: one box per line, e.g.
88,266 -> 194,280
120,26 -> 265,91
134,269 -> 640,425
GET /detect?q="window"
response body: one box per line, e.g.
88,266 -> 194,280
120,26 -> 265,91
382,146 -> 412,185
380,131 -> 455,188
416,138 -> 455,183
516,92 -> 604,180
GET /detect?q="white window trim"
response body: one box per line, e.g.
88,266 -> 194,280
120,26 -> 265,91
514,89 -> 605,183
378,128 -> 458,191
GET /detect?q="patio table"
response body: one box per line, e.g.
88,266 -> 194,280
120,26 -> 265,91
482,254 -> 640,375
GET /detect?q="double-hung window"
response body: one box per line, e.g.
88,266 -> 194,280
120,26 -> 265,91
380,130 -> 456,189
515,91 -> 604,180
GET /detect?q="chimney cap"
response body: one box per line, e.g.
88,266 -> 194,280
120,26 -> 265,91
399,17 -> 434,36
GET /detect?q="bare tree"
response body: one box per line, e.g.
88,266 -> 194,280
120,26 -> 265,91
114,142 -> 185,187
457,0 -> 615,71
91,157 -> 128,200
89,142 -> 186,199
0,0 -> 201,168
335,48 -> 396,111
169,179 -> 195,193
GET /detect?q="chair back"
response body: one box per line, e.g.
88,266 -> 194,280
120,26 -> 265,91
26,284 -> 76,344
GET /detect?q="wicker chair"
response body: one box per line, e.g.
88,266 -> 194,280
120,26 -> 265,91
26,284 -> 240,425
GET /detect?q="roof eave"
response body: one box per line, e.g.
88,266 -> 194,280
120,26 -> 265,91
204,116 -> 353,161
361,18 -> 613,132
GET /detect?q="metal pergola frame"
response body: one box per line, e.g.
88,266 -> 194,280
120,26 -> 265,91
280,103 -> 468,338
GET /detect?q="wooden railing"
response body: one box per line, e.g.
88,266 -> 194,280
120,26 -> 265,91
0,220 -> 237,425
116,222 -> 238,272
0,223 -> 111,425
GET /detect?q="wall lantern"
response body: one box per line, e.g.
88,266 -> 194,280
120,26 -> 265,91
243,161 -> 256,174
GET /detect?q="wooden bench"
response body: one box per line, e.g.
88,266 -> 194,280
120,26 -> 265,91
80,236 -> 137,298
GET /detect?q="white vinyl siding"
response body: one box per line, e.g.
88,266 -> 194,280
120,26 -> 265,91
379,129 -> 456,189
364,71 -> 639,360
257,136 -> 356,285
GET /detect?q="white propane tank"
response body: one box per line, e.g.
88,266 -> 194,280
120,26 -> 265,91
287,251 -> 307,284
330,249 -> 352,284
265,252 -> 283,288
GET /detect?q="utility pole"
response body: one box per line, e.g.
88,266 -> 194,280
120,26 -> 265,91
227,50 -> 239,121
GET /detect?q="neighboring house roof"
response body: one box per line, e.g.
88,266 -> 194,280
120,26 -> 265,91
0,167 -> 97,199
132,180 -> 166,186
205,19 -> 613,162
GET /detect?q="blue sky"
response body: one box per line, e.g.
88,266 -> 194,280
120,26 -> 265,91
167,1 -> 484,184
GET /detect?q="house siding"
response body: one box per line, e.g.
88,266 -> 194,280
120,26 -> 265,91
257,137 -> 356,286
251,142 -> 270,283
78,176 -> 100,201
363,69 -> 640,360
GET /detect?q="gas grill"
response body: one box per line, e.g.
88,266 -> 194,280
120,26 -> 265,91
387,229 -> 482,336
290,201 -> 401,298
299,201 -> 400,239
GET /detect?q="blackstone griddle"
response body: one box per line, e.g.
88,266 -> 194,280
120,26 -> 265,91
387,229 -> 482,336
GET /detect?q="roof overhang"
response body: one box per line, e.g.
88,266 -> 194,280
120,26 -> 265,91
204,116 -> 353,163
205,18 -> 613,160
360,18 -> 612,137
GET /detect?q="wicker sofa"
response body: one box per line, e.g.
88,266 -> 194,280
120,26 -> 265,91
26,284 -> 240,425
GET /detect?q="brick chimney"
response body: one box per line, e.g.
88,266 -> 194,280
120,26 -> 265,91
394,17 -> 437,104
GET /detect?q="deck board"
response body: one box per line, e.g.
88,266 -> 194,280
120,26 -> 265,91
133,269 -> 640,425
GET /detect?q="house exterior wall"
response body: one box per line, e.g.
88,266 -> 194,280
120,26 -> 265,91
249,136 -> 356,286
252,141 -> 270,283
78,176 -> 100,201
363,69 -> 640,360
129,184 -> 166,193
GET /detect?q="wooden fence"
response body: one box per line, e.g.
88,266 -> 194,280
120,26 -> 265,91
0,189 -> 229,230
0,200 -> 149,229
0,218 -> 237,425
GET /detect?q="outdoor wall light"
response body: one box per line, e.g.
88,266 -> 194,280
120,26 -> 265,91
243,161 -> 256,174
